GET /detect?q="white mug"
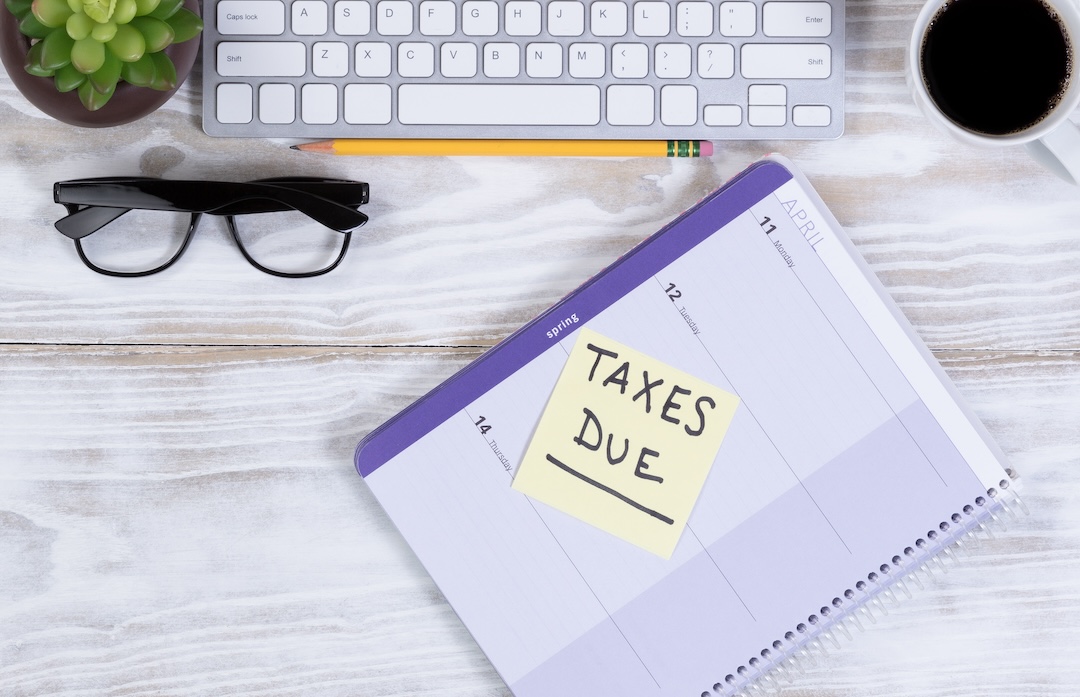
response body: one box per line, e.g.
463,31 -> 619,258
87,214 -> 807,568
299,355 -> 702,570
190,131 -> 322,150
907,0 -> 1080,183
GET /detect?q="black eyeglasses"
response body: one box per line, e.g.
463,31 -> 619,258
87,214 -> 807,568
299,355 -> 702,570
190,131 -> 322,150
53,176 -> 370,278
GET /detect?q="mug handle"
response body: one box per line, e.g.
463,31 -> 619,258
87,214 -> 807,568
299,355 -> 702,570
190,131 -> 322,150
1026,119 -> 1080,185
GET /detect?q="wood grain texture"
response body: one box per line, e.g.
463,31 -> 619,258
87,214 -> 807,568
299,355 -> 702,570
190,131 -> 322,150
1,347 -> 505,697
2,3 -> 1080,696
0,347 -> 1077,697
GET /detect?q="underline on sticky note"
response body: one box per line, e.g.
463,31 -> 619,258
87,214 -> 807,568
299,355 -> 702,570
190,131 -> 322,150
546,454 -> 676,525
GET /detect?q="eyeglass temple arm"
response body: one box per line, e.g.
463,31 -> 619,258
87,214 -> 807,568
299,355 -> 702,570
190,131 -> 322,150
253,178 -> 369,206
54,206 -> 130,239
207,191 -> 368,232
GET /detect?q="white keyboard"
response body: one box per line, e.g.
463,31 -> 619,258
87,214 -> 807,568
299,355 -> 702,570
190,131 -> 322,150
202,0 -> 844,139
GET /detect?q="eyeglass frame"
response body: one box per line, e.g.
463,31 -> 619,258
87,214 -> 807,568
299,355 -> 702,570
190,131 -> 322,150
53,176 -> 370,278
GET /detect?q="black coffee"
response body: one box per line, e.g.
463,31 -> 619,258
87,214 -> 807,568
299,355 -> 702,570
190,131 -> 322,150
920,0 -> 1072,135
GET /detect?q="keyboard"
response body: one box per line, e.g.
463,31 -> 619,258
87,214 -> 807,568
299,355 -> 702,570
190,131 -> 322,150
201,0 -> 844,139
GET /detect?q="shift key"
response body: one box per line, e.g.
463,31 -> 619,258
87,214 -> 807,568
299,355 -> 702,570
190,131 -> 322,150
217,42 -> 307,76
740,44 -> 830,78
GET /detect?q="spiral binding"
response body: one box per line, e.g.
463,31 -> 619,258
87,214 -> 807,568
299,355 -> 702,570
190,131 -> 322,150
702,469 -> 1027,697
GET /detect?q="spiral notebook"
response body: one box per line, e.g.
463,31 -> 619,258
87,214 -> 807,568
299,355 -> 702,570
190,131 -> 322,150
354,156 -> 1017,696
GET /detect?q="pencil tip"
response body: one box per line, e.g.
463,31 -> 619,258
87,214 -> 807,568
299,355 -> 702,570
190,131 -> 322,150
289,144 -> 300,150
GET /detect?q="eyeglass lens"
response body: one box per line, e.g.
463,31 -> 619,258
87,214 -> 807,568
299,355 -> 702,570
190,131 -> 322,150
76,209 -> 194,275
230,209 -> 350,276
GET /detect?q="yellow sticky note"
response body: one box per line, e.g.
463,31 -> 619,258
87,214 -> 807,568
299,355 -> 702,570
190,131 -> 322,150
513,328 -> 739,558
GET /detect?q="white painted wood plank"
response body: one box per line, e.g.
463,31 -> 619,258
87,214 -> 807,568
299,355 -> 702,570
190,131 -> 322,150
0,28 -> 1078,350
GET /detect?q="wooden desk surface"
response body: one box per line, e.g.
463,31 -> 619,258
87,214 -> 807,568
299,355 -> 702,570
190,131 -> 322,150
2,3 -> 1079,695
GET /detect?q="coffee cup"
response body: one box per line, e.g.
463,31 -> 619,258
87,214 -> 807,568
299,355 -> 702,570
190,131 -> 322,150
907,0 -> 1080,183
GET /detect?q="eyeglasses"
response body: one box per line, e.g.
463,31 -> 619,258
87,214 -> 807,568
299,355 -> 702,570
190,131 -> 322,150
53,176 -> 370,278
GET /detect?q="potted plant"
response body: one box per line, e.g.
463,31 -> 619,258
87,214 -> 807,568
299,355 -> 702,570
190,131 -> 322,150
1,0 -> 202,126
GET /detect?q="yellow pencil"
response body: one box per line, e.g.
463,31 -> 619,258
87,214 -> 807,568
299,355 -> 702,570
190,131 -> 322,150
291,139 -> 714,157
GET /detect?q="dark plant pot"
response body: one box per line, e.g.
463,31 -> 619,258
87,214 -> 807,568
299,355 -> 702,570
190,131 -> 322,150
0,0 -> 201,128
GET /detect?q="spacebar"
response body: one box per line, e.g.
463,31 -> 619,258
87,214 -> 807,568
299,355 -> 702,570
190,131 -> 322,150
398,84 -> 601,125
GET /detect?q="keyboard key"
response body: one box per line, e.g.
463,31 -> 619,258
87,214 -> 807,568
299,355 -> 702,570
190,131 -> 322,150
607,84 -> 653,125
441,42 -> 478,77
792,104 -> 831,126
568,42 -> 605,78
217,1 -> 285,35
697,43 -> 734,77
748,105 -> 785,125
719,1 -> 755,36
505,1 -> 542,35
703,103 -> 741,125
217,83 -> 253,123
217,42 -> 306,76
398,41 -> 435,77
301,83 -> 337,123
612,42 -> 648,78
355,41 -> 392,76
398,84 -> 600,124
526,42 -> 563,77
344,83 -> 392,123
591,2 -> 627,36
376,0 -> 412,34
655,43 -> 691,78
419,0 -> 455,34
762,2 -> 831,37
548,1 -> 585,36
292,0 -> 327,34
334,0 -> 370,34
675,2 -> 712,37
660,84 -> 696,125
484,42 -> 520,77
748,83 -> 785,105
313,41 -> 349,76
259,83 -> 295,123
741,43 -> 830,78
632,1 -> 669,36
463,1 -> 499,35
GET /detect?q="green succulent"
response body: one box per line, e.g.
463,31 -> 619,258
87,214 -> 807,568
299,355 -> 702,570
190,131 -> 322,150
6,0 -> 202,111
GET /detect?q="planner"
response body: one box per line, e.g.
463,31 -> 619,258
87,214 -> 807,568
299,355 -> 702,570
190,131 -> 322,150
354,156 -> 1018,696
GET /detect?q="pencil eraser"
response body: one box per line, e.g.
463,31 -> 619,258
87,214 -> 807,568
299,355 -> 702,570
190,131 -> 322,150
699,141 -> 714,157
